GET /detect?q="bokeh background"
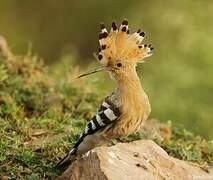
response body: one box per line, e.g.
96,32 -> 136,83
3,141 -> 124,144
0,0 -> 212,139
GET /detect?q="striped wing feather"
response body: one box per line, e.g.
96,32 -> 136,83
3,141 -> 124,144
72,100 -> 120,151
56,100 -> 120,168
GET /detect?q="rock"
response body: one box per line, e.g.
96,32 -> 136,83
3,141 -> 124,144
57,140 -> 213,180
141,119 -> 172,141
0,176 -> 9,180
0,36 -> 12,59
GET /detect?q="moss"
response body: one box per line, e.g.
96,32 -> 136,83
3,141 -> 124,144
158,126 -> 213,165
0,50 -> 90,178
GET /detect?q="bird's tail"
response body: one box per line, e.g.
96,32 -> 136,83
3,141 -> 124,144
56,148 -> 77,169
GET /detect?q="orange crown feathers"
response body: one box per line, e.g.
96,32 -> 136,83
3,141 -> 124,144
96,19 -> 154,65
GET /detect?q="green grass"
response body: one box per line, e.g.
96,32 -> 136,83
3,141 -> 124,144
159,126 -> 213,164
0,49 -> 212,179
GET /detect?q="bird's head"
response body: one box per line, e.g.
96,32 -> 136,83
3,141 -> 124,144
78,19 -> 154,80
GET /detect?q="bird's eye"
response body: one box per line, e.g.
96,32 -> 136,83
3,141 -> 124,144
117,63 -> 122,67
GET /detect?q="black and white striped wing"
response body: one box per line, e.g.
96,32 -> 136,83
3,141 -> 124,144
56,100 -> 120,168
85,101 -> 120,134
71,100 -> 120,153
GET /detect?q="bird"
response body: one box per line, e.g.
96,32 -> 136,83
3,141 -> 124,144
56,19 -> 154,168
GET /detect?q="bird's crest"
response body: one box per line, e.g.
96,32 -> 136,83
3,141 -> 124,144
96,19 -> 154,65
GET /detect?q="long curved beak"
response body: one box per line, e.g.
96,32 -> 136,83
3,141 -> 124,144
77,67 -> 105,78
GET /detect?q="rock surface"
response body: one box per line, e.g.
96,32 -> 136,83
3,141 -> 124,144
140,119 -> 172,141
57,140 -> 213,180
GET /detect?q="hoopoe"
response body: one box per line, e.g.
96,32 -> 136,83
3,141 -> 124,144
56,19 -> 153,168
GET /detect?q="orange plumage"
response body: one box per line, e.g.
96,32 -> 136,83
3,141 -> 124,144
96,19 -> 153,66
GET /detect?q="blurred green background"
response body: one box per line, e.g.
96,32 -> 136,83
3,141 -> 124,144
0,0 -> 212,138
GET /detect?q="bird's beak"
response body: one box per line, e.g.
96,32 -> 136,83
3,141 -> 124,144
77,67 -> 105,78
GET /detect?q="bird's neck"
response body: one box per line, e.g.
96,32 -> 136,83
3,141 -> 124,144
117,69 -> 143,96
115,68 -> 149,111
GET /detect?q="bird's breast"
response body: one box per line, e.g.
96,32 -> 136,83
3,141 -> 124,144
106,88 -> 151,138
106,105 -> 150,138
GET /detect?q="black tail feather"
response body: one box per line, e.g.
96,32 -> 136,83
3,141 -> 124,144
56,154 -> 70,168
56,149 -> 77,169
